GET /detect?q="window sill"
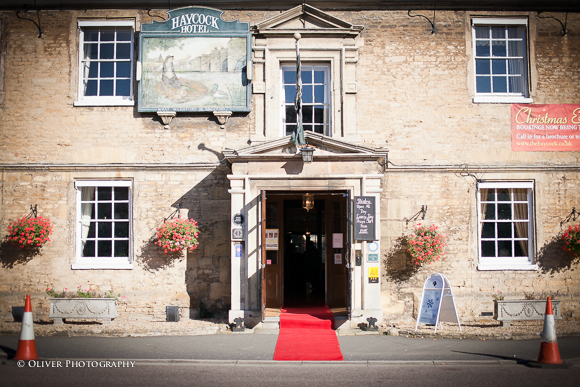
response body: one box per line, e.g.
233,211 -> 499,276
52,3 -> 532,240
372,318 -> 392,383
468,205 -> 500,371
473,96 -> 533,104
72,261 -> 133,270
477,262 -> 538,271
74,100 -> 134,107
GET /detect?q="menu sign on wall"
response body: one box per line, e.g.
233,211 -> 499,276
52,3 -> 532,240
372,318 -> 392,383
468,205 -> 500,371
512,104 -> 580,151
354,196 -> 376,241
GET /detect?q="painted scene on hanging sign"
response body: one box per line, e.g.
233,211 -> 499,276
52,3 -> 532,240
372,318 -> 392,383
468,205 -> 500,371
140,37 -> 247,111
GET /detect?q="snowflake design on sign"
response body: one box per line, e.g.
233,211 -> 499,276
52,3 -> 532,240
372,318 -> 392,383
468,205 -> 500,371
427,299 -> 434,308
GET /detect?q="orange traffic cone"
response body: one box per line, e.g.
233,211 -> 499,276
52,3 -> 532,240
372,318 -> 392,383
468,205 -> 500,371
14,295 -> 39,361
537,297 -> 562,365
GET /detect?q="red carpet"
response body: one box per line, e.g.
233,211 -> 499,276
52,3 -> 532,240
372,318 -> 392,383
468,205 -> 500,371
273,306 -> 343,361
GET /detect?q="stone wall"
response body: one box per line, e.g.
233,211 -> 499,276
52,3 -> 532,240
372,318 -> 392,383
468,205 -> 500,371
0,7 -> 579,323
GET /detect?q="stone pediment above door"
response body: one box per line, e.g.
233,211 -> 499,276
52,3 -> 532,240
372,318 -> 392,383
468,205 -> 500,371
223,132 -> 387,176
252,4 -> 364,37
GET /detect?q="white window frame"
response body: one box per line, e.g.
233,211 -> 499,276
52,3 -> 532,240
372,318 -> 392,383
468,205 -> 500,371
471,18 -> 533,104
73,180 -> 133,270
74,20 -> 135,107
477,181 -> 537,271
281,64 -> 331,137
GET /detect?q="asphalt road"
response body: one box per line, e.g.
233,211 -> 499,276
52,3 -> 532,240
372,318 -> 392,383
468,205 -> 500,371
2,361 -> 579,387
1,334 -> 580,363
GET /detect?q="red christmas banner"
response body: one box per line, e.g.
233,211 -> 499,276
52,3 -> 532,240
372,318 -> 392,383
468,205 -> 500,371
511,104 -> 580,151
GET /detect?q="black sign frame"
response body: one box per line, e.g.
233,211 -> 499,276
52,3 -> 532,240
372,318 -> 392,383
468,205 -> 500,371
354,196 -> 376,241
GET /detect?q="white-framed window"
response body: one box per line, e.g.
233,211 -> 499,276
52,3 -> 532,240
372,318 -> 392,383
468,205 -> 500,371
73,180 -> 133,269
472,18 -> 532,104
477,181 -> 537,270
281,64 -> 331,137
75,20 -> 135,106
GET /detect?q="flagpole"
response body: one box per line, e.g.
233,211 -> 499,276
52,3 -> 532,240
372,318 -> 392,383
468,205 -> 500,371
292,32 -> 305,148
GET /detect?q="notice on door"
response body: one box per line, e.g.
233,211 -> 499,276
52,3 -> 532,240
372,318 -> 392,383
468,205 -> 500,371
265,229 -> 279,250
354,196 -> 376,241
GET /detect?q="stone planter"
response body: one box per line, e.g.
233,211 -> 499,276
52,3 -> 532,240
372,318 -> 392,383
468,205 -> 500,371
49,298 -> 118,325
494,299 -> 562,327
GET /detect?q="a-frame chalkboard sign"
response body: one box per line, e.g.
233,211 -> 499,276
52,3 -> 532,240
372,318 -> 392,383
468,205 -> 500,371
415,273 -> 461,333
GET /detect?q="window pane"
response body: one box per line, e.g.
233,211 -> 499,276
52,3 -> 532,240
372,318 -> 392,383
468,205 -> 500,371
82,240 -> 95,257
483,190 -> 495,201
475,26 -> 489,39
497,222 -> 512,238
492,41 -> 507,57
101,62 -> 114,78
508,40 -> 524,57
87,222 -> 96,238
492,59 -> 506,74
476,76 -> 491,93
116,80 -> 131,96
303,106 -> 313,123
84,43 -> 98,60
101,31 -> 115,41
117,43 -> 131,60
498,204 -> 512,220
509,76 -> 522,93
314,106 -> 325,123
85,80 -> 98,95
476,41 -> 490,57
98,203 -> 112,219
84,30 -> 99,41
81,203 -> 95,219
514,222 -> 528,238
117,30 -> 131,41
492,77 -> 507,92
314,125 -> 324,134
98,222 -> 112,238
482,203 -> 495,220
86,62 -> 98,78
99,187 -> 112,200
303,124 -> 313,132
98,240 -> 112,257
285,85 -> 296,103
481,241 -> 495,257
114,241 -> 129,257
498,240 -> 512,257
476,59 -> 490,75
314,70 -> 325,83
100,80 -> 114,96
302,70 -> 312,84
491,26 -> 505,39
116,62 -> 131,78
114,203 -> 129,219
314,85 -> 325,103
508,27 -> 524,39
514,203 -> 528,220
286,124 -> 296,136
284,69 -> 296,83
115,187 -> 129,200
497,189 -> 510,201
481,222 -> 495,238
512,189 -> 527,201
514,241 -> 526,256
302,85 -> 313,103
115,222 -> 129,238
100,43 -> 114,59
285,106 -> 297,123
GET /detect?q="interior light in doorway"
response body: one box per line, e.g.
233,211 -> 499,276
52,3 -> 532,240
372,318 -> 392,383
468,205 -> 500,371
302,193 -> 314,212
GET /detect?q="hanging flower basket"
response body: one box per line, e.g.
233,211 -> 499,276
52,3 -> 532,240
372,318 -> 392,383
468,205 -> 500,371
7,216 -> 53,248
155,217 -> 200,254
561,224 -> 580,257
407,223 -> 447,265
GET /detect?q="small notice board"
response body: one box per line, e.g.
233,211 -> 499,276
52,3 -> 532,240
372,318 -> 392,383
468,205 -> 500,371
354,196 -> 376,241
415,273 -> 461,333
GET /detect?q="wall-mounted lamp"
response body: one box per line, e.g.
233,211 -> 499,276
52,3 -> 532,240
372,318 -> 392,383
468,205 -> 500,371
300,145 -> 315,163
302,193 -> 314,212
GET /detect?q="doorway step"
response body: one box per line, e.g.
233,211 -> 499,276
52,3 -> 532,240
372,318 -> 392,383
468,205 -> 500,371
254,316 -> 280,334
